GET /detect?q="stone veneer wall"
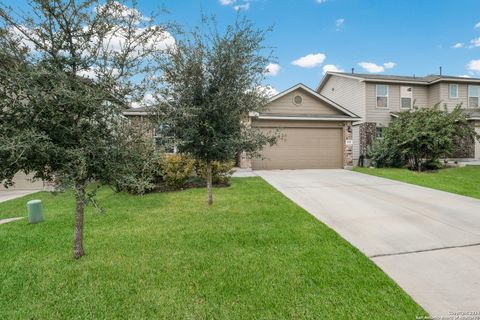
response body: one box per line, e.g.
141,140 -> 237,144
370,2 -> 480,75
343,122 -> 353,168
358,122 -> 377,160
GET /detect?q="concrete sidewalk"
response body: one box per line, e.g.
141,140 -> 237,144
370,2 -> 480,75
256,169 -> 480,316
0,190 -> 39,203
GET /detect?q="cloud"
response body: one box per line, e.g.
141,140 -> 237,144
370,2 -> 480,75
322,64 -> 344,74
458,74 -> 471,78
467,59 -> 480,73
264,63 -> 281,76
233,2 -> 250,10
292,53 -> 326,68
475,22 -> 480,29
336,18 -> 344,30
452,42 -> 465,49
317,0 -> 327,3
256,85 -> 278,97
220,0 -> 250,10
358,61 -> 396,73
470,37 -> 480,48
383,62 -> 396,69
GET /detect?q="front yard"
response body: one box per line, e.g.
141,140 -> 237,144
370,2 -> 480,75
0,178 -> 424,319
354,166 -> 480,199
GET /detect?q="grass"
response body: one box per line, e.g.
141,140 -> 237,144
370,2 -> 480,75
354,166 -> 480,199
0,177 -> 425,319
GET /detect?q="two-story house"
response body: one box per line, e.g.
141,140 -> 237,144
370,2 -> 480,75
318,72 -> 480,165
122,72 -> 480,171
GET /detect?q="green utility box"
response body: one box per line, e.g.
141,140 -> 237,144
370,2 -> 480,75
27,200 -> 44,224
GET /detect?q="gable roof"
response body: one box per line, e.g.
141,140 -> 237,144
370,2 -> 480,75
265,83 -> 360,119
317,72 -> 480,91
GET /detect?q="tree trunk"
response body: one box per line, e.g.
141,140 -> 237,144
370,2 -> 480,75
206,162 -> 213,205
73,183 -> 86,259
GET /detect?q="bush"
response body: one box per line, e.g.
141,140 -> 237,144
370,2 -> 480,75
196,160 -> 235,185
368,105 -> 478,171
111,141 -> 164,195
368,139 -> 405,168
161,154 -> 195,189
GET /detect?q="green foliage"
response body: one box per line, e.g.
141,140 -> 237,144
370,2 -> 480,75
110,139 -> 164,195
155,16 -> 278,203
368,105 -> 478,171
161,154 -> 195,189
0,0 -> 169,258
196,160 -> 235,185
355,166 -> 480,200
0,178 -> 426,318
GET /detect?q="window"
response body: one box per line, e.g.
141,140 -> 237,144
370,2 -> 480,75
400,86 -> 413,109
449,84 -> 458,99
376,85 -> 388,108
375,127 -> 384,139
293,95 -> 303,105
468,85 -> 479,108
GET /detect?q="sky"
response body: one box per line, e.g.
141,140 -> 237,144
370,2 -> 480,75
5,0 -> 480,94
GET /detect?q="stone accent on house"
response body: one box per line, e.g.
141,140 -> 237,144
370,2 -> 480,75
343,122 -> 353,168
238,151 -> 252,169
359,122 -> 377,159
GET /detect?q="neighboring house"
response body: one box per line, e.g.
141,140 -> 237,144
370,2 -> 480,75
318,72 -> 480,165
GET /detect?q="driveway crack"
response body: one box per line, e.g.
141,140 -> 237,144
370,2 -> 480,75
370,242 -> 480,258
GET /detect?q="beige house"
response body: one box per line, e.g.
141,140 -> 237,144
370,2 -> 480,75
246,84 -> 360,170
318,72 -> 480,165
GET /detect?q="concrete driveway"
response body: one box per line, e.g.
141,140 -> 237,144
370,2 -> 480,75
0,190 -> 39,203
256,169 -> 480,316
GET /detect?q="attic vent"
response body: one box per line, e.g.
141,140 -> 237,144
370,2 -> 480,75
293,95 -> 303,105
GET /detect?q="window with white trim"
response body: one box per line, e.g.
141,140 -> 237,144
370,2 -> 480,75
449,84 -> 458,99
468,85 -> 480,108
400,86 -> 413,109
155,124 -> 177,153
376,84 -> 388,108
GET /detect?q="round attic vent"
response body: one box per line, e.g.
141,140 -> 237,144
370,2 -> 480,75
293,95 -> 303,105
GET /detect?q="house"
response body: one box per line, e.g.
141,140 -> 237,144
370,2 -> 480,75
245,83 -> 360,170
318,72 -> 480,165
121,72 -> 480,171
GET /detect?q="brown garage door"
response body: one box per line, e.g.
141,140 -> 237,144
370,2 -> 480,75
252,127 -> 343,170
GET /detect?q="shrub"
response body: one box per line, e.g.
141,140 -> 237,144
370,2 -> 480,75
196,160 -> 235,185
368,105 -> 478,171
368,139 -> 405,168
161,154 -> 195,189
111,141 -> 164,195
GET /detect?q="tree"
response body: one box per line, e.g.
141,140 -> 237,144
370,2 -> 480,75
155,17 -> 278,205
0,0 -> 170,259
368,105 -> 478,171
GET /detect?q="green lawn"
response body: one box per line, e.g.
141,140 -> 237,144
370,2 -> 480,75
0,178 -> 425,319
354,166 -> 480,199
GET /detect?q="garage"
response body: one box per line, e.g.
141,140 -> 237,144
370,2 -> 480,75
252,124 -> 344,170
248,84 -> 359,170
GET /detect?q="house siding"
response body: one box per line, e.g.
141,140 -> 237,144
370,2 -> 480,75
319,75 -> 366,119
438,82 -> 469,110
264,88 -> 344,116
428,83 -> 441,107
365,83 -> 429,125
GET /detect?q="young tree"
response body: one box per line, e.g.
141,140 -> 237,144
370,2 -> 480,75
368,105 -> 478,171
155,17 -> 278,205
0,0 -> 171,259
